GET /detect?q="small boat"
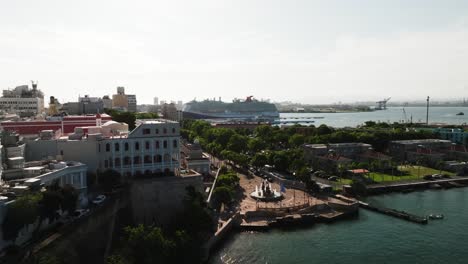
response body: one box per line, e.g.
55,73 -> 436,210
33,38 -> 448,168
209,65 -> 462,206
456,112 -> 464,116
428,214 -> 444,220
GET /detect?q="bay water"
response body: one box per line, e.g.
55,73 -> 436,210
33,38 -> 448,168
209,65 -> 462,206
211,188 -> 468,264
280,106 -> 468,127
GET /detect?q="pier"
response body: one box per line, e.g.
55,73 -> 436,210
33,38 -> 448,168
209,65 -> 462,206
366,177 -> 468,194
358,201 -> 428,224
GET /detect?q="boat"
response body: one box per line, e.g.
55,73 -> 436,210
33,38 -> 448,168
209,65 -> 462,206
182,96 -> 279,121
428,214 -> 444,220
456,112 -> 464,116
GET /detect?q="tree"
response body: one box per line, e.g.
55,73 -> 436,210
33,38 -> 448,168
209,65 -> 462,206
251,153 -> 268,169
288,134 -> 305,147
99,169 -> 121,192
216,173 -> 240,187
105,109 -> 137,130
306,179 -> 321,194
226,134 -> 248,153
61,185 -> 78,213
350,179 -> 367,196
270,151 -> 289,172
317,124 -> 333,135
247,138 -> 266,153
121,224 -> 175,264
41,188 -> 63,220
3,193 -> 42,240
294,166 -> 309,182
212,186 -> 234,206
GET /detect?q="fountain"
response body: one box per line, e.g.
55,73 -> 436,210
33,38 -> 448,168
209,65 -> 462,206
250,179 -> 283,201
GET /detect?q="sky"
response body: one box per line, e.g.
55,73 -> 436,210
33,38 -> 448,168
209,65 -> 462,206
1,0 -> 468,105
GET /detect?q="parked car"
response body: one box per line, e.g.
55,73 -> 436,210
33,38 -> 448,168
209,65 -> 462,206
72,209 -> 90,218
328,176 -> 339,182
432,174 -> 443,179
92,195 -> 106,205
423,175 -> 434,181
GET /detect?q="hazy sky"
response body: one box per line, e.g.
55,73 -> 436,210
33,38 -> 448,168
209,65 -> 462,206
2,0 -> 468,104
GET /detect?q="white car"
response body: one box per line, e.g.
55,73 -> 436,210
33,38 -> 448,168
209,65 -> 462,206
92,195 -> 106,205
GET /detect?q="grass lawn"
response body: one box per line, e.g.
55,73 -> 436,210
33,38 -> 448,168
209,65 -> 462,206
338,178 -> 353,185
398,165 -> 455,177
367,166 -> 455,183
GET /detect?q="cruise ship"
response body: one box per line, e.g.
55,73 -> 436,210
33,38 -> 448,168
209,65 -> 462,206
182,96 -> 279,121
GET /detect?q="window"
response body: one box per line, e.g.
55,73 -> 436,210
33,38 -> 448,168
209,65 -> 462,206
143,128 -> 151,135
104,160 -> 109,168
173,139 -> 178,148
144,155 -> 152,164
106,143 -> 110,152
124,156 -> 131,165
163,140 -> 168,149
115,158 -> 121,166
172,128 -> 176,133
155,141 -> 160,149
135,142 -> 140,151
115,143 -> 120,152
154,155 -> 162,163
125,142 -> 129,151
155,129 -> 159,134
60,150 -> 64,155
163,128 -> 167,134
145,141 -> 150,150
134,156 -> 140,164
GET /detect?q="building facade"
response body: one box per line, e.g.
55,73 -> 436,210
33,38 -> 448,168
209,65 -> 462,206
25,119 -> 181,179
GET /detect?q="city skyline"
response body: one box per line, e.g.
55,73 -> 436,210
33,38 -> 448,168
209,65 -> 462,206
2,0 -> 468,104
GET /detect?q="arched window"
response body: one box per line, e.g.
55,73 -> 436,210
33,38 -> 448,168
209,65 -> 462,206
124,142 -> 129,151
144,155 -> 152,164
105,143 -> 110,152
115,143 -> 120,152
154,155 -> 162,163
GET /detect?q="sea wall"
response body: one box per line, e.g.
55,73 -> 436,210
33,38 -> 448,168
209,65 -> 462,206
128,175 -> 204,225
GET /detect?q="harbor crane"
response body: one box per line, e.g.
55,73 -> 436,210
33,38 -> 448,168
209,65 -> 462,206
375,97 -> 391,110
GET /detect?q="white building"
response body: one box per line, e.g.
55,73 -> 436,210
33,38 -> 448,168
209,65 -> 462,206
26,119 -> 181,179
0,84 -> 44,116
0,97 -> 44,115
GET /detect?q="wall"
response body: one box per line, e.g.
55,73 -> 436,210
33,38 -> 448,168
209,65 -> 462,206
129,176 -> 203,225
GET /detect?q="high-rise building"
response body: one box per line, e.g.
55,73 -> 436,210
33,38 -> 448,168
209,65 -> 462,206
127,94 -> 137,112
0,82 -> 45,117
112,87 -> 136,112
154,97 -> 159,105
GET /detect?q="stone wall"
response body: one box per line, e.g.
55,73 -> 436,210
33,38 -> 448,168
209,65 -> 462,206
129,175 -> 204,225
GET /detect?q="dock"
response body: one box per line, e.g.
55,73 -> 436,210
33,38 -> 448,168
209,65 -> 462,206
358,201 -> 428,224
366,177 -> 468,194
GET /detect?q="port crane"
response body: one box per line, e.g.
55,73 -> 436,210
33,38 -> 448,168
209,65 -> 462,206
375,97 -> 391,110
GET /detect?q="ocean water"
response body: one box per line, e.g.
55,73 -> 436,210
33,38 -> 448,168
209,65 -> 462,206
211,188 -> 468,264
280,106 -> 468,127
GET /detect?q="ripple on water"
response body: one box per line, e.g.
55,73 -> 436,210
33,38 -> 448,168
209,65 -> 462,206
211,188 -> 468,264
